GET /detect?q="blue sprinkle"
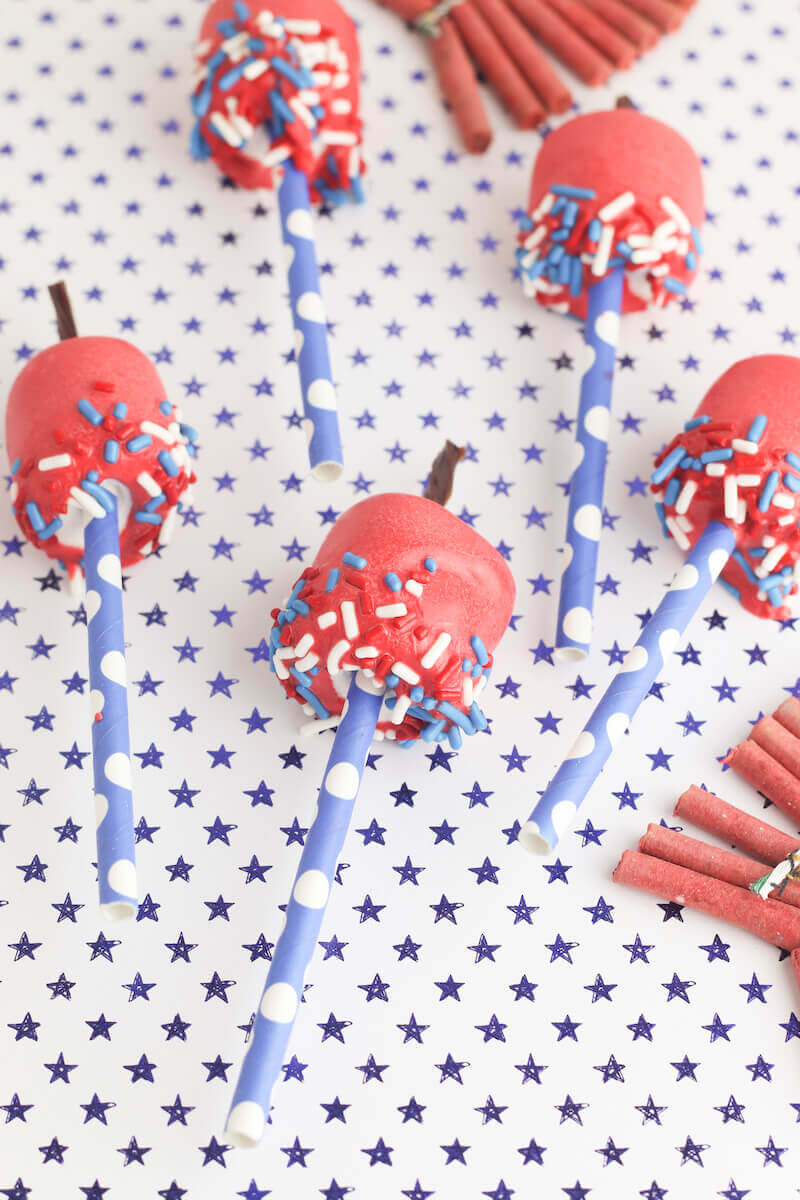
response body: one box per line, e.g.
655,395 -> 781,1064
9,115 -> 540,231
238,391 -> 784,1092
87,470 -> 99,482
615,241 -> 633,260
158,450 -> 179,477
786,452 -> 800,471
471,663 -> 482,679
421,696 -> 436,710
78,398 -> 103,425
461,659 -> 471,672
159,400 -> 172,416
747,414 -> 768,443
469,703 -> 488,732
277,611 -> 288,627
767,588 -> 783,609
144,493 -> 166,512
296,685 -> 330,720
39,517 -> 63,540
215,19 -> 238,37
562,200 -> 578,227
135,511 -> 162,525
82,480 -> 114,513
685,251 -> 697,271
290,666 -> 313,688
651,445 -> 686,485
288,597 -> 309,616
438,701 -> 475,734
448,727 -> 463,750
327,152 -> 339,179
269,89 -> 295,126
587,218 -> 602,242
655,501 -> 668,538
233,0 -> 250,18
421,719 -> 446,743
551,196 -> 566,217
761,572 -> 790,591
269,627 -> 282,649
384,572 -> 402,592
399,739 -> 415,750
518,215 -> 534,231
732,550 -> 759,584
288,580 -> 305,604
311,104 -> 326,122
470,635 -> 489,666
325,568 -> 339,592
699,449 -> 734,463
218,60 -> 251,90
684,415 -> 710,430
662,277 -> 687,295
104,440 -> 119,464
748,547 -> 767,558
557,255 -> 571,285
690,225 -> 704,255
127,434 -> 152,453
179,422 -> 199,443
550,184 -> 595,199
190,119 -> 212,160
271,56 -> 313,90
784,473 -> 800,493
569,256 -> 583,297
664,478 -> 680,507
547,244 -> 565,266
717,577 -> 740,600
758,470 -> 780,512
385,673 -> 399,689
10,457 -> 20,474
408,705 -> 434,723
190,87 -> 213,121
25,502 -> 45,532
550,228 -> 570,243
410,686 -> 424,703
342,552 -> 367,569
350,176 -> 365,205
424,557 -> 437,573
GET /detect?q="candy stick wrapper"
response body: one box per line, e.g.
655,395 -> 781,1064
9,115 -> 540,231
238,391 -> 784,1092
581,0 -> 659,51
278,162 -> 344,482
775,697 -> 800,740
726,739 -> 800,822
226,671 -> 384,1147
504,0 -> 614,85
555,266 -> 623,660
638,823 -> 800,909
613,850 -> 800,950
85,496 -> 137,919
520,520 -> 736,854
674,785 -> 800,865
543,0 -> 638,68
749,715 -> 800,782
430,17 -> 492,154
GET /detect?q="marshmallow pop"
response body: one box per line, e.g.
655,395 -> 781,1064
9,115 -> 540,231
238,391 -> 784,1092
225,489 -> 514,1146
520,356 -> 800,856
516,105 -> 704,660
5,285 -> 198,918
190,0 -> 365,481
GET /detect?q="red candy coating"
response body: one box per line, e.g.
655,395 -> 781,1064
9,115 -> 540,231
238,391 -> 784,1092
519,107 -> 704,318
674,785 -> 799,865
652,355 -> 800,619
270,494 -> 515,744
726,740 -> 800,824
6,337 -> 196,574
194,0 -> 363,198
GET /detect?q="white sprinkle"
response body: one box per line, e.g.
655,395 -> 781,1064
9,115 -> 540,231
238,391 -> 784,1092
763,535 -> 776,548
140,542 -> 153,557
261,146 -> 291,167
597,190 -> 634,222
736,474 -> 761,487
354,646 -> 379,659
666,516 -> 690,551
209,112 -> 243,147
461,677 -> 474,708
675,480 -> 697,515
301,703 -> 314,716
675,515 -> 693,532
385,729 -> 396,740
274,646 -> 298,660
139,421 -> 173,442
731,438 -> 758,455
651,219 -> 678,244
421,632 -> 451,669
474,676 -> 487,697
341,601 -> 358,640
222,31 -> 249,61
531,191 -> 555,222
650,264 -> 669,277
375,603 -> 407,619
625,234 -> 652,249
289,98 -> 315,129
301,711 -> 345,737
159,506 -> 177,545
758,544 -> 788,575
391,694 -> 411,725
319,129 -> 357,146
524,224 -> 548,251
724,475 -> 739,521
284,17 -> 322,33
294,652 -> 319,673
243,59 -> 268,80
294,633 -> 314,658
347,148 -> 360,179
392,661 -> 420,685
228,113 -> 254,140
327,639 -> 350,674
779,514 -> 795,526
736,499 -> 746,525
332,72 -> 350,89
274,657 -> 289,680
705,463 -> 726,477
317,611 -> 337,630
659,195 -> 690,233
591,225 -> 615,277
772,493 -> 795,510
69,486 -> 105,520
38,453 -> 72,471
630,248 -> 662,265
405,580 -> 423,598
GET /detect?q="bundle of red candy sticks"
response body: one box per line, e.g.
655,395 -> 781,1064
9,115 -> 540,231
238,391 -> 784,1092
376,0 -> 699,150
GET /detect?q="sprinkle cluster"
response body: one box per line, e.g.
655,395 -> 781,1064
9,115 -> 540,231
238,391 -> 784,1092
190,0 -> 364,204
10,386 -> 199,574
516,184 -> 702,316
269,550 -> 494,746
651,412 -> 800,617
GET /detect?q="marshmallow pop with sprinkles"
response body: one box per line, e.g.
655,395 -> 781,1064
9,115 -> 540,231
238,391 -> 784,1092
5,283 -> 199,921
190,0 -> 365,481
518,356 -> 800,860
224,483 -> 514,1147
516,104 -> 704,662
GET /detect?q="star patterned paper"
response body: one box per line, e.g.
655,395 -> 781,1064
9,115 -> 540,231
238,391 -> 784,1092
1,1 -> 800,1197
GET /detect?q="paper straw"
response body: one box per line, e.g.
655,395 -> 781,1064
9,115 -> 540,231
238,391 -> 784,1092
613,850 -> 800,949
638,823 -> 800,909
749,715 -> 800,782
226,671 -> 384,1147
726,740 -> 800,823
278,162 -> 344,482
85,496 -> 137,919
555,266 -> 624,662
674,785 -> 799,865
520,521 -> 736,854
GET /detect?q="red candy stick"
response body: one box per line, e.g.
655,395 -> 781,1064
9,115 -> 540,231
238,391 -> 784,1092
430,18 -> 493,153
619,0 -> 683,33
471,0 -> 572,113
638,823 -> 800,909
450,2 -> 546,128
581,0 -> 659,51
542,0 -> 638,68
749,715 -> 800,781
504,0 -> 614,85
674,785 -> 799,865
726,740 -> 800,823
775,697 -> 800,740
613,850 -> 800,950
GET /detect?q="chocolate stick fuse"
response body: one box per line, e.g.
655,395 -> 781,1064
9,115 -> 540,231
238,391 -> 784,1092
424,439 -> 465,506
674,785 -> 800,865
